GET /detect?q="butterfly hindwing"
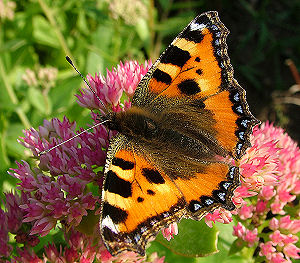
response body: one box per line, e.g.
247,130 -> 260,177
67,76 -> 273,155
101,134 -> 239,255
101,135 -> 186,255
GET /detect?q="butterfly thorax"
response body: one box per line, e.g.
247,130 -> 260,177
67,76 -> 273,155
104,106 -> 159,140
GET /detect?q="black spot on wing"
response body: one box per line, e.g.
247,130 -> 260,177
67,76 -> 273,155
220,181 -> 232,191
152,68 -> 172,85
212,190 -> 226,203
112,157 -> 134,170
194,14 -> 212,27
102,227 -> 115,242
188,200 -> 203,213
200,196 -> 215,207
102,202 -> 128,224
195,57 -> 201,62
137,197 -> 144,202
161,45 -> 191,67
196,69 -> 203,75
142,168 -> 165,184
180,26 -> 204,43
178,79 -> 201,95
104,170 -> 132,198
147,189 -> 155,195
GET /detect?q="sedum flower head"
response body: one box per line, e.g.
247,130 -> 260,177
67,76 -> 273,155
76,60 -> 151,110
230,122 -> 300,262
0,0 -> 16,21
108,0 -> 149,25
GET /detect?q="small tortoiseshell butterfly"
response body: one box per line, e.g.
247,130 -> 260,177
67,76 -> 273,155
99,11 -> 258,256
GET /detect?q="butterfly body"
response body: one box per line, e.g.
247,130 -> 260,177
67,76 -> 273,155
100,11 -> 259,256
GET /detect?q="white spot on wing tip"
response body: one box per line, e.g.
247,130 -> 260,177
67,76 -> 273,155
101,215 -> 119,234
190,22 -> 206,31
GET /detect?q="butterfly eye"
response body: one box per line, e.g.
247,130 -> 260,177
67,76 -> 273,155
144,118 -> 158,138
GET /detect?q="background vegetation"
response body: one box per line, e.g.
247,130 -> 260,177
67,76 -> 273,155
0,0 -> 299,257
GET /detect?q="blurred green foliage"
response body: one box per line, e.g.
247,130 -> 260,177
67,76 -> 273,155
0,0 -> 299,205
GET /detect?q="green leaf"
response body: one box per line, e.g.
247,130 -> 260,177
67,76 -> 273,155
135,18 -> 150,42
5,123 -> 25,157
148,241 -> 197,263
196,223 -> 246,263
154,219 -> 219,258
33,15 -> 59,48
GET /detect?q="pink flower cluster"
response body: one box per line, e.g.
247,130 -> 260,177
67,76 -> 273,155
231,123 -> 300,262
10,116 -> 105,238
76,60 -> 152,111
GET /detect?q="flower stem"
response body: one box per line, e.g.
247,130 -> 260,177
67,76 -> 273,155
0,58 -> 31,128
37,0 -> 77,68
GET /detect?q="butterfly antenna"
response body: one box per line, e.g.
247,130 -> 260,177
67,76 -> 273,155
38,119 -> 109,156
65,56 -> 108,111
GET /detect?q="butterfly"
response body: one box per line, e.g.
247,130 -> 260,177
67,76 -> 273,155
99,11 -> 259,256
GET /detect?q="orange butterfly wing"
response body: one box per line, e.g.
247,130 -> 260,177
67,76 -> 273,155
101,134 -> 238,255
133,11 -> 258,159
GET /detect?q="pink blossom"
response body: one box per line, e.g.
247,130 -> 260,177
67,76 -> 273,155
161,223 -> 178,241
44,243 -> 60,262
259,241 -> 276,260
239,204 -> 254,220
5,192 -> 28,233
232,186 -> 257,208
260,185 -> 276,200
233,222 -> 246,239
30,216 -> 56,236
244,228 -> 259,247
67,202 -> 88,226
269,218 -> 279,231
232,122 -> 300,262
256,199 -> 268,214
76,60 -> 152,109
278,215 -> 293,229
5,58 -> 300,262
283,243 -> 300,260
288,219 -> 300,234
21,199 -> 45,222
13,248 -> 43,263
270,252 -> 286,263
292,180 -> 300,194
270,230 -> 285,247
282,234 -> 298,245
270,198 -> 286,215
46,199 -> 69,218
205,208 -> 233,227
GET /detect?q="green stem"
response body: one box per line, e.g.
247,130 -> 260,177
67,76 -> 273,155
38,0 -> 77,68
0,58 -> 31,128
